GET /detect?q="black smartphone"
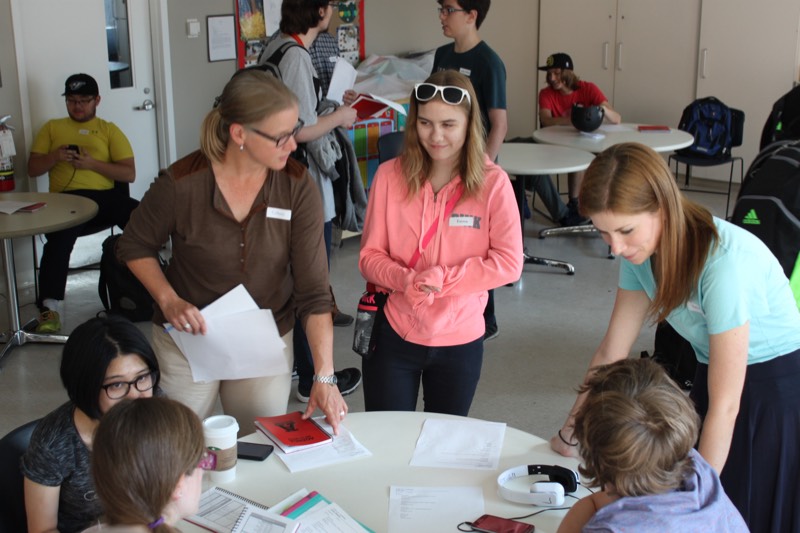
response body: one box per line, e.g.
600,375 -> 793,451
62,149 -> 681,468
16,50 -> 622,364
237,441 -> 274,461
67,144 -> 79,153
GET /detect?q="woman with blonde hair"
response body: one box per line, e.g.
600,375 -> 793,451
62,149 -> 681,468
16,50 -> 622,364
83,397 -> 207,532
359,69 -> 523,415
551,142 -> 800,532
117,70 -> 348,436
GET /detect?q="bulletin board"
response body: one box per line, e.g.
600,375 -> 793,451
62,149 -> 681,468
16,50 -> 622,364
235,0 -> 365,69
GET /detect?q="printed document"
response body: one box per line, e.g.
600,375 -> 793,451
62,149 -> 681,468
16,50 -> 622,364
409,418 -> 505,469
274,419 -> 371,473
388,486 -> 484,533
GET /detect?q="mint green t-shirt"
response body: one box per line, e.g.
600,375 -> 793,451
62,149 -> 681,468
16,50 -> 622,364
619,218 -> 800,364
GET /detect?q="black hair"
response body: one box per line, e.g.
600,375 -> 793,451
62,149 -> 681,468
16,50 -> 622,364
60,315 -> 160,420
437,0 -> 491,29
279,0 -> 329,35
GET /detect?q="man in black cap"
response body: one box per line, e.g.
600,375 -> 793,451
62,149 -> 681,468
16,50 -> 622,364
537,53 -> 621,218
27,73 -> 139,333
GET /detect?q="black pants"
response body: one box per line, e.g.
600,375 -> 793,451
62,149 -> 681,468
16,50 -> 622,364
38,188 -> 138,305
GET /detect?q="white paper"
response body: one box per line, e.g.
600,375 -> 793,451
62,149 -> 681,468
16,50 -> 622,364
167,285 -> 288,382
598,124 -> 631,132
273,419 -> 372,473
327,58 -> 358,104
578,131 -> 606,140
409,418 -> 505,469
388,486 -> 484,533
0,201 -> 35,214
234,507 -> 298,533
0,130 -> 16,158
366,93 -> 407,116
299,503 -> 365,533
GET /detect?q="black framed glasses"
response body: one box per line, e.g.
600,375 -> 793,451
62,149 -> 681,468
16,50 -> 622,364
249,119 -> 304,148
414,83 -> 471,106
437,6 -> 467,16
101,370 -> 158,399
65,97 -> 96,106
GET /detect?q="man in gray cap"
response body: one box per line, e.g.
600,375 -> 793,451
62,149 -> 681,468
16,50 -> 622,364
28,73 -> 138,333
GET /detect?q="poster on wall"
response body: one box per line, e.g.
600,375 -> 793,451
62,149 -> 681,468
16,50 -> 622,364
235,0 -> 365,69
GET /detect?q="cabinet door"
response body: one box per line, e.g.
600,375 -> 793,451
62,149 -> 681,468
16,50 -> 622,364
697,0 -> 800,172
614,0 -> 700,125
538,0 -> 617,108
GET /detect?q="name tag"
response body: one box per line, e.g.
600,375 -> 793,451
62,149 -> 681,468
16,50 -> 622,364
459,67 -> 471,76
78,129 -> 90,136
687,300 -> 704,316
449,215 -> 476,228
266,207 -> 291,220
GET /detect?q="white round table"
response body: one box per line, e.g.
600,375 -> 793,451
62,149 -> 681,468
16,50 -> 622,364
0,192 -> 98,364
532,123 -> 694,154
182,411 -> 584,533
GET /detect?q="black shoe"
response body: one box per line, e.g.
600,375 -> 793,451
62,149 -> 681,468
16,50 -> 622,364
295,368 -> 362,403
333,311 -> 355,327
559,200 -> 590,227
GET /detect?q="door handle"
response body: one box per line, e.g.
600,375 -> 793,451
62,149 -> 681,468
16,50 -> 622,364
133,99 -> 155,111
616,42 -> 623,71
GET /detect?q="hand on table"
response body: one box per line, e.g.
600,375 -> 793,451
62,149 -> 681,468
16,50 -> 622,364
549,429 -> 580,458
303,383 -> 348,436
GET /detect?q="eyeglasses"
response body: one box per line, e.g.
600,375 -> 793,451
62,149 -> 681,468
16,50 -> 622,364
66,97 -> 96,106
414,83 -> 471,106
437,6 -> 467,16
197,451 -> 216,471
101,370 -> 158,400
249,119 -> 304,147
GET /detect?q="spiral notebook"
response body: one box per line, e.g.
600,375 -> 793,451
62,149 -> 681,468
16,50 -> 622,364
186,486 -> 297,532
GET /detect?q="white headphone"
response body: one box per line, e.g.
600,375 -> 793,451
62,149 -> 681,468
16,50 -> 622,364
497,464 -> 579,506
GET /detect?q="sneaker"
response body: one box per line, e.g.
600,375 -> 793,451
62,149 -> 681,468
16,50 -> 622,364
295,368 -> 363,403
484,324 -> 499,341
35,310 -> 61,333
559,201 -> 590,227
291,369 -> 299,381
332,311 -> 355,327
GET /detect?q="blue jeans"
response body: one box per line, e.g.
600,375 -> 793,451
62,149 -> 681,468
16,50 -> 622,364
363,320 -> 483,415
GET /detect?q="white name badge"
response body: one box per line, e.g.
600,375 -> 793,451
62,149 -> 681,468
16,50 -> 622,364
78,129 -> 90,136
459,67 -> 471,76
449,215 -> 475,227
266,207 -> 292,220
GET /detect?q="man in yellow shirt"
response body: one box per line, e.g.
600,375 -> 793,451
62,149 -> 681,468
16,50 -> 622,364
28,73 -> 138,332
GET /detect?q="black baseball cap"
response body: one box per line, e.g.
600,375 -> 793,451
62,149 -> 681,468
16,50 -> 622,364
62,74 -> 99,97
538,53 -> 574,71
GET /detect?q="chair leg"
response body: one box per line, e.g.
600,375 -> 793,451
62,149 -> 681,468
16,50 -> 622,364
685,165 -> 692,186
31,236 -> 39,304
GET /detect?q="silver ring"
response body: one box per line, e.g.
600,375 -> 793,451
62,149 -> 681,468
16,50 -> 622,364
184,323 -> 192,330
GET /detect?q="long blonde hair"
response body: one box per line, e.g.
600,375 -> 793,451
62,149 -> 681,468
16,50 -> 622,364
400,69 -> 486,199
579,143 -> 718,322
200,70 -> 298,163
92,397 -> 205,532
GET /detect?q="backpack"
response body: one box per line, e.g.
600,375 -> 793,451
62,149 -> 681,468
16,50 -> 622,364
676,96 -> 733,160
760,85 -> 800,150
255,40 -> 302,80
731,139 -> 800,307
641,322 -> 697,390
98,234 -> 164,322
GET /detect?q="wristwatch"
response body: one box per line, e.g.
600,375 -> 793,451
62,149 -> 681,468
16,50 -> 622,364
312,374 -> 338,386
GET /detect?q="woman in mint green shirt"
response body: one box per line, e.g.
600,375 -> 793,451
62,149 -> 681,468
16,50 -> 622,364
551,143 -> 800,533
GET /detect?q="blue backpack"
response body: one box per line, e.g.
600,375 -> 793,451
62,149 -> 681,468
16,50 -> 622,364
677,96 -> 733,159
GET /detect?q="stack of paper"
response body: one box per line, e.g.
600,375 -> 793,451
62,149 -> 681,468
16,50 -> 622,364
271,488 -> 373,533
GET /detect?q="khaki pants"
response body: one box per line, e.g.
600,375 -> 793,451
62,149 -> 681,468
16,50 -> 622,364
151,325 -> 293,436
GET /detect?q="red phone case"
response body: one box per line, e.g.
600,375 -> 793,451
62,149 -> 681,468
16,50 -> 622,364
471,514 -> 535,533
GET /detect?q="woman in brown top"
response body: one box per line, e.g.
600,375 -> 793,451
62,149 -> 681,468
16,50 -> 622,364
117,70 -> 347,434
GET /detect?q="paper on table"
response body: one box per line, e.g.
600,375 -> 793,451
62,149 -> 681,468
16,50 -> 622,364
0,201 -> 43,215
167,284 -> 288,382
388,486 -> 484,533
409,418 -> 505,469
233,507 -> 298,533
300,502 -> 366,533
273,418 -> 372,473
327,57 -> 358,104
598,124 -> 631,132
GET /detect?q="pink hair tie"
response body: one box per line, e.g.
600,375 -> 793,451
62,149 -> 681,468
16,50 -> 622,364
148,516 -> 165,529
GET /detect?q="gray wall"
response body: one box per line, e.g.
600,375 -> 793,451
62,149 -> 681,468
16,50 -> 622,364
167,0 -> 237,160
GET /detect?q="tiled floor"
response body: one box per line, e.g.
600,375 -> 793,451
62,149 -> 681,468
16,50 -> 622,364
0,177 -> 736,442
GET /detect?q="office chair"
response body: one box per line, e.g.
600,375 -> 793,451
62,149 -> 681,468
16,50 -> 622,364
33,180 -> 135,301
669,106 -> 745,219
377,131 -> 404,163
0,419 -> 39,532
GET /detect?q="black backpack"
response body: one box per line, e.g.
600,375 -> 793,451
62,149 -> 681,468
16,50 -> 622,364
98,234 -> 163,322
641,322 -> 697,390
676,96 -> 734,160
760,85 -> 800,150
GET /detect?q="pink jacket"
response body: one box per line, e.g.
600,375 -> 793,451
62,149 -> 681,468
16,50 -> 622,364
359,157 -> 523,346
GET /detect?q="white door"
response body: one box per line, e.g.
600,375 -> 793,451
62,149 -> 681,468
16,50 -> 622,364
20,0 -> 160,200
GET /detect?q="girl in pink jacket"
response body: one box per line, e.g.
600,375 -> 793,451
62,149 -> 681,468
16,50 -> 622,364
359,70 -> 523,415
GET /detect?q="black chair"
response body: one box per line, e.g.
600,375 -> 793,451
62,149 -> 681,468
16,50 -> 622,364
0,419 -> 39,532
668,107 -> 745,219
377,131 -> 404,163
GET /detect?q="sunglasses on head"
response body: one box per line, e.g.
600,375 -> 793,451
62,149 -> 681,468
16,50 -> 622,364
414,83 -> 471,106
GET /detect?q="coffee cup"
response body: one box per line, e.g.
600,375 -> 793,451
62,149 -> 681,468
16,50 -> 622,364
202,415 -> 239,483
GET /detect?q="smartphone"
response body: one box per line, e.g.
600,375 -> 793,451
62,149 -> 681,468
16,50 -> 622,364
66,144 -> 79,154
237,441 -> 274,461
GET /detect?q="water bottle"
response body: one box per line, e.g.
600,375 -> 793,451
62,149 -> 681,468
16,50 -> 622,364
352,290 -> 386,357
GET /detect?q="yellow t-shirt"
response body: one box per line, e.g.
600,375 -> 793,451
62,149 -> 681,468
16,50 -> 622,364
30,116 -> 134,191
